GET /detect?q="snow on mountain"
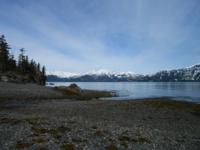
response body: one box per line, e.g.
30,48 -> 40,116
47,64 -> 200,82
46,71 -> 80,78
185,63 -> 200,69
47,69 -> 137,78
86,69 -> 114,76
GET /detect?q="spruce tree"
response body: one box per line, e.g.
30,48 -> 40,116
0,34 -> 47,85
18,48 -> 26,74
0,35 -> 10,72
8,54 -> 16,71
41,66 -> 46,85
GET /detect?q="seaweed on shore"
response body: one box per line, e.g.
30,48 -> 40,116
143,99 -> 200,116
54,84 -> 116,100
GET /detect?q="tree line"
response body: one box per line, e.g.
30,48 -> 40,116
0,35 -> 46,85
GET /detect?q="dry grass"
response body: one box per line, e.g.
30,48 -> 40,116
55,86 -> 115,100
137,137 -> 152,144
15,141 -> 33,149
31,125 -> 71,139
35,147 -> 48,150
25,117 -> 42,126
105,145 -> 118,150
119,135 -> 152,144
32,137 -> 45,143
118,135 -> 131,142
62,143 -> 75,150
0,117 -> 21,125
94,128 -> 106,136
143,99 -> 200,115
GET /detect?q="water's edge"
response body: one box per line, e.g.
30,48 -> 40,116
47,82 -> 200,102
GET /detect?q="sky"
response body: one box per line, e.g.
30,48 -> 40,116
0,0 -> 200,74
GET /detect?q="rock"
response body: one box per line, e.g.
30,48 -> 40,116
68,84 -> 82,93
54,84 -> 82,96
68,83 -> 79,89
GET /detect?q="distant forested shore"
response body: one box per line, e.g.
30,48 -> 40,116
0,35 -> 46,85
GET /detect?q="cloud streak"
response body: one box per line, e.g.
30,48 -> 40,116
0,0 -> 200,74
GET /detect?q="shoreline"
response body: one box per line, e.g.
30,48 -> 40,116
0,82 -> 200,149
46,81 -> 200,102
103,96 -> 200,105
0,81 -> 199,104
0,98 -> 200,150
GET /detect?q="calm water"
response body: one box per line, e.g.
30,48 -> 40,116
47,82 -> 200,102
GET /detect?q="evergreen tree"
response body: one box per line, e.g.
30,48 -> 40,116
24,55 -> 29,74
18,48 -> 28,74
37,63 -> 40,72
18,48 -> 24,73
8,54 -> 16,71
0,34 -> 46,85
30,59 -> 37,75
41,66 -> 46,85
0,35 -> 10,72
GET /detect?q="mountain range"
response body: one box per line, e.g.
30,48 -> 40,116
47,64 -> 200,82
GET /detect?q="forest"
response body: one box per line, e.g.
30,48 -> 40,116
0,35 -> 46,85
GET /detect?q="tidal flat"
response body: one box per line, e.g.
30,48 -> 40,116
0,82 -> 200,150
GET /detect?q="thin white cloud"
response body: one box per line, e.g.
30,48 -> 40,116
0,0 -> 199,74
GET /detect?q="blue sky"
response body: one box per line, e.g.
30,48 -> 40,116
0,0 -> 200,74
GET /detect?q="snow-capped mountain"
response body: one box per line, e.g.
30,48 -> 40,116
149,64 -> 200,81
46,71 -> 80,78
47,69 -> 137,78
47,64 -> 200,82
47,69 -> 140,82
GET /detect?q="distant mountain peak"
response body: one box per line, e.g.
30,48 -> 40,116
186,63 -> 200,69
47,69 -> 136,78
47,64 -> 200,82
46,71 -> 80,78
86,69 -> 114,75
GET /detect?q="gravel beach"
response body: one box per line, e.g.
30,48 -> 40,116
0,82 -> 200,150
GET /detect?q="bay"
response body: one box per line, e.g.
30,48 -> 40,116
47,82 -> 200,102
